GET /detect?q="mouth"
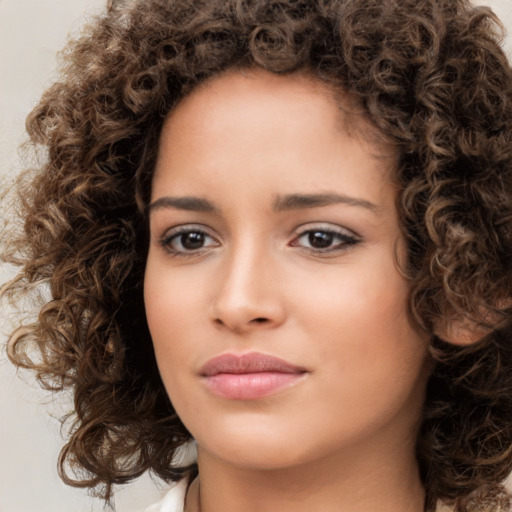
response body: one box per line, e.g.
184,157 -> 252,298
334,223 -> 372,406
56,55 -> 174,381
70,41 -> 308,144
199,352 -> 308,400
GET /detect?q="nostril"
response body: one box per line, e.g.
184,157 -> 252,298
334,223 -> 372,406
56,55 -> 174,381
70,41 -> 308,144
213,316 -> 273,332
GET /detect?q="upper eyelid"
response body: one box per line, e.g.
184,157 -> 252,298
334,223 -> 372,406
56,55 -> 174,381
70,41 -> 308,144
293,222 -> 361,239
159,223 -> 217,239
292,229 -> 359,245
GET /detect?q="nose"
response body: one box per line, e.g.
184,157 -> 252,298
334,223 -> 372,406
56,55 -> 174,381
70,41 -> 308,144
210,243 -> 286,334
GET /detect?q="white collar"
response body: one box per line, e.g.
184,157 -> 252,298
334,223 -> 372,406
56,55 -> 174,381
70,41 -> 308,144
143,478 -> 189,512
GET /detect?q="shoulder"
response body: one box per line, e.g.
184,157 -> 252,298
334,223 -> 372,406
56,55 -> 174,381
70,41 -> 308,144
144,478 -> 189,512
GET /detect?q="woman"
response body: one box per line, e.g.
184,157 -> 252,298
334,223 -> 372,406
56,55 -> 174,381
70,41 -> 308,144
2,1 -> 512,511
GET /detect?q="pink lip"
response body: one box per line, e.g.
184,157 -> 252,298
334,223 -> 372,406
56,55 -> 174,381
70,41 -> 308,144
199,352 -> 307,400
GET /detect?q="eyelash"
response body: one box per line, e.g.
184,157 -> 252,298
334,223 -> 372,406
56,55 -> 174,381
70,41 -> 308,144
158,224 -> 360,258
159,225 -> 219,258
290,226 -> 360,254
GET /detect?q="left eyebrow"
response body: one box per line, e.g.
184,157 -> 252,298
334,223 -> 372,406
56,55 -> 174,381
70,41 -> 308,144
146,196 -> 219,214
273,193 -> 380,213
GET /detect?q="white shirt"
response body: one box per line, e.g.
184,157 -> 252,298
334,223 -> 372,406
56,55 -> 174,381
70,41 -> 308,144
144,478 -> 189,512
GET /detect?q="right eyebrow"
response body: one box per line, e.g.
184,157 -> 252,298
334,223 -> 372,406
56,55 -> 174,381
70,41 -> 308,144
146,196 -> 219,214
273,193 -> 380,214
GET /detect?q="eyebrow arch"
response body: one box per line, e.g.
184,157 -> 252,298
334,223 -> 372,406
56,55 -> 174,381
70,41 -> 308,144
273,193 -> 379,213
146,193 -> 379,215
147,196 -> 218,214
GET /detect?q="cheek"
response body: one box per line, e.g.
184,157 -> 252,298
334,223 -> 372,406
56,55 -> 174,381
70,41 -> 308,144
296,273 -> 428,444
145,252 -> 209,330
291,255 -> 411,335
291,253 -> 427,382
144,256 -> 204,378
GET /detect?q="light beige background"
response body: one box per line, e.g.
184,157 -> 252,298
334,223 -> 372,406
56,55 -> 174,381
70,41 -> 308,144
1,1 -> 511,511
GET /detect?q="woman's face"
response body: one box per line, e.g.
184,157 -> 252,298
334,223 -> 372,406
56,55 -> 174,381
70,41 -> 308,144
144,69 -> 430,471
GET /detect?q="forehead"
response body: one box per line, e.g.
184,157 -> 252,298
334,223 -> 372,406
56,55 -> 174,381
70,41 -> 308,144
160,67 -> 394,159
152,68 -> 398,204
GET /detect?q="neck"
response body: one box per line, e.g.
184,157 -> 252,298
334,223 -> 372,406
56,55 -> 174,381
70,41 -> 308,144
185,435 -> 425,512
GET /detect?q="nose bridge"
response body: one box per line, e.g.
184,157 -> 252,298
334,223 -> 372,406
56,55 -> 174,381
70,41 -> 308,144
212,233 -> 284,331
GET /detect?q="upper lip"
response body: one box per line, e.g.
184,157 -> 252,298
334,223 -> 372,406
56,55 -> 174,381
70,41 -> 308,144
199,352 -> 307,376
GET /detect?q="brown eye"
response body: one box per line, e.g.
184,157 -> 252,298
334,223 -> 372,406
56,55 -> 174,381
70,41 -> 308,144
161,227 -> 219,255
179,231 -> 206,250
291,227 -> 360,254
308,231 -> 334,248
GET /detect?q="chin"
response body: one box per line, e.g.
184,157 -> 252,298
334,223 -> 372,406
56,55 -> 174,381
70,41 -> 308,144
198,440 -> 310,472
192,417 -> 313,470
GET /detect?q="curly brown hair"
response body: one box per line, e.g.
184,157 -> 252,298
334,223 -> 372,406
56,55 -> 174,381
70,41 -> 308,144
2,0 -> 512,510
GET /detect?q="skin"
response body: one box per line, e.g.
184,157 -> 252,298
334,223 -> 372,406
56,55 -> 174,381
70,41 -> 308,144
144,68 -> 431,512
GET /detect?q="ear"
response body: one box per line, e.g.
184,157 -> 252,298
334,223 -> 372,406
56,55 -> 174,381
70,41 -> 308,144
434,317 -> 490,346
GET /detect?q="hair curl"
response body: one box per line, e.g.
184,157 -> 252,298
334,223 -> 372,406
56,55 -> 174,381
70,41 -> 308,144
2,0 -> 512,510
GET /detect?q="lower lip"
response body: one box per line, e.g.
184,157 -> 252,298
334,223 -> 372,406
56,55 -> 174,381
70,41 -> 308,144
202,372 -> 305,400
